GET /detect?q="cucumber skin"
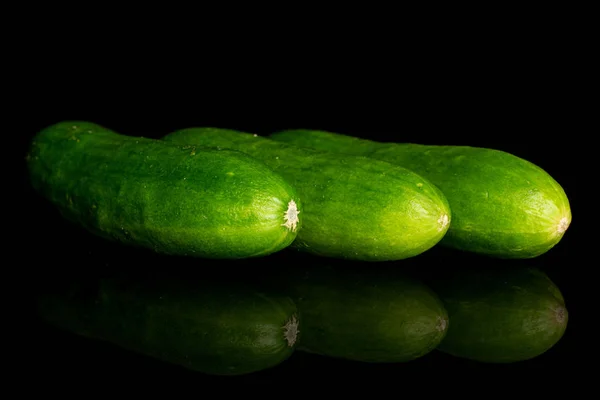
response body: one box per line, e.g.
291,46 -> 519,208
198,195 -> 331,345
37,276 -> 300,376
270,130 -> 571,259
163,128 -> 451,262
26,121 -> 302,259
270,264 -> 449,363
428,267 -> 568,363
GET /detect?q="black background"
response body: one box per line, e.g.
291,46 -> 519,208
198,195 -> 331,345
19,45 -> 583,389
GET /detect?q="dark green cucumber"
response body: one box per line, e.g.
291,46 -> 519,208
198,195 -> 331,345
269,264 -> 449,362
37,275 -> 300,375
26,121 -> 302,259
163,128 -> 451,261
270,130 -> 571,258
428,267 -> 568,363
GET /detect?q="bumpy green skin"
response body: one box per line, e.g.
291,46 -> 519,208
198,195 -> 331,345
26,121 -> 302,259
37,276 -> 300,375
428,267 -> 568,363
270,130 -> 572,258
270,265 -> 449,362
163,128 -> 451,261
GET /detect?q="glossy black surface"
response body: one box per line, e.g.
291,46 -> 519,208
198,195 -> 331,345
21,85 -> 580,388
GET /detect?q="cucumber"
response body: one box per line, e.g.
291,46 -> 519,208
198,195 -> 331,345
427,267 -> 568,363
269,264 -> 449,362
163,128 -> 451,261
26,121 -> 302,259
270,130 -> 571,258
37,274 -> 300,375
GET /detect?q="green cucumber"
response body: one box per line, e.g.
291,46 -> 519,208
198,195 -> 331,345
270,130 -> 571,258
163,128 -> 451,261
428,267 -> 568,363
269,264 -> 448,362
26,121 -> 302,259
37,275 -> 300,375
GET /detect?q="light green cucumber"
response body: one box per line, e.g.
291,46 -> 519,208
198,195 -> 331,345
26,121 -> 302,259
